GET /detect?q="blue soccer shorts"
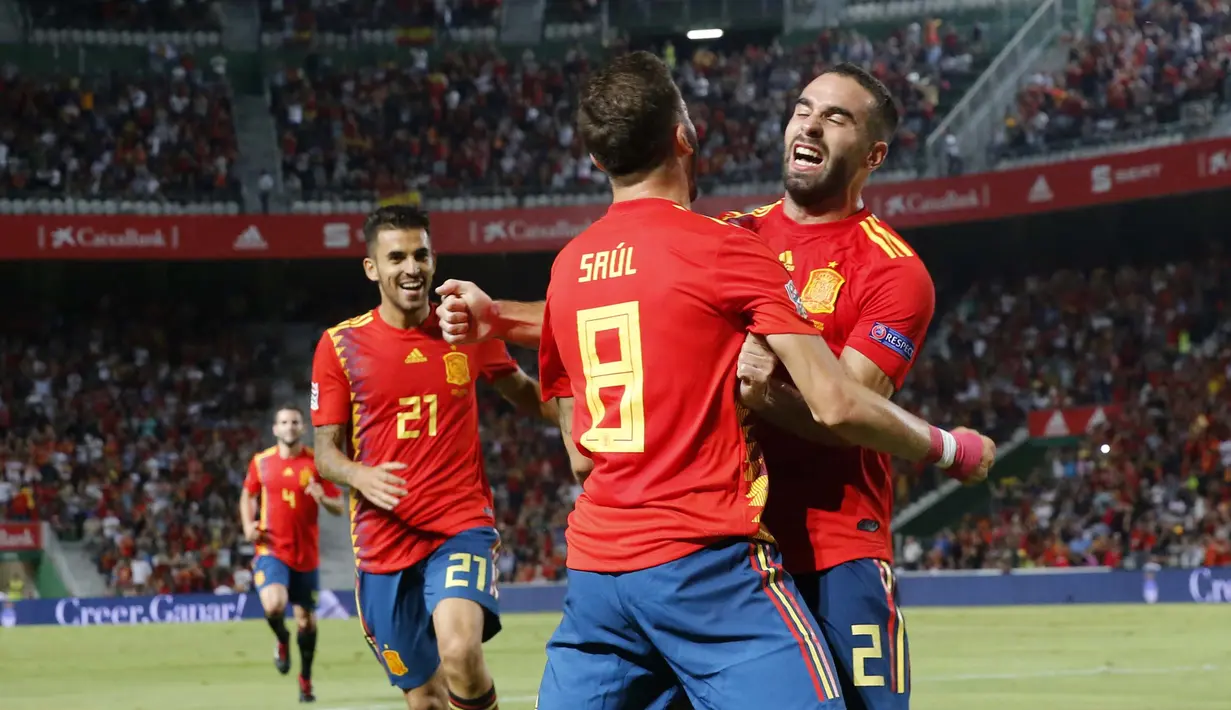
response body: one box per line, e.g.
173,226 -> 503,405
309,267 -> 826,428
536,538 -> 844,710
794,559 -> 910,710
355,526 -> 502,691
253,555 -> 320,612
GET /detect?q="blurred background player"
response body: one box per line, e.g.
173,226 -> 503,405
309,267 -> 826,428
721,63 -> 949,710
453,50 -> 995,709
310,206 -> 554,710
240,405 -> 344,703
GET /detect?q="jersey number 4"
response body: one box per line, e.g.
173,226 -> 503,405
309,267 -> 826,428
577,301 -> 645,453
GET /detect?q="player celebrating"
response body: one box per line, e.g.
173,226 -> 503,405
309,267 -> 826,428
240,405 -> 344,703
720,63 -> 941,710
465,51 -> 990,709
311,206 -> 552,710
437,63 -> 968,710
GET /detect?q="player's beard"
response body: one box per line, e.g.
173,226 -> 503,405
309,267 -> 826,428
279,435 -> 301,448
782,147 -> 854,209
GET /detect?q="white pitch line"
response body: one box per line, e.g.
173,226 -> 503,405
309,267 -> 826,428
926,663 -> 1219,682
320,666 -> 1221,709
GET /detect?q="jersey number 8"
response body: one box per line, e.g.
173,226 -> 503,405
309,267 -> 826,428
576,301 -> 645,453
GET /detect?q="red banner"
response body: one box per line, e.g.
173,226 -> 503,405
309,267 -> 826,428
0,523 -> 40,551
3,138 -> 1230,260
1028,405 -> 1122,439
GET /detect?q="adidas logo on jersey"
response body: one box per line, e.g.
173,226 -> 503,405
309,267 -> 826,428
405,348 -> 427,364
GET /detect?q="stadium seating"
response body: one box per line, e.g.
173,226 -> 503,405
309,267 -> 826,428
901,254 -> 1231,570
993,0 -> 1231,165
0,302 -> 285,595
259,0 -> 501,47
21,0 -> 222,32
273,19 -> 989,210
0,51 -> 242,210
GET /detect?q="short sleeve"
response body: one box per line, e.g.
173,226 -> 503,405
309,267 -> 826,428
475,339 -> 519,382
537,295 -> 572,401
310,331 -> 352,427
843,259 -> 936,390
243,458 -> 260,495
714,229 -> 818,337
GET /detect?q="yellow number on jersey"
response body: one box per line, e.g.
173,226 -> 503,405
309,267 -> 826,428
281,487 -> 296,509
576,301 -> 645,453
396,394 -> 438,439
444,552 -> 489,592
851,624 -> 886,687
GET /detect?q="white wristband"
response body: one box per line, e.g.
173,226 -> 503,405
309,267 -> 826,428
938,429 -> 957,469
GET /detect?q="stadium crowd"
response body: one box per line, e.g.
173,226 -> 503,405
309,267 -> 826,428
901,254 -> 1231,571
268,19 -> 983,202
994,0 -> 1231,161
260,0 -> 501,39
0,51 -> 242,204
4,247 -> 1227,591
0,301 -> 284,596
22,0 -> 221,32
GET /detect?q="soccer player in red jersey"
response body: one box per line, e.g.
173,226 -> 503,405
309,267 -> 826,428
240,405 -> 343,703
438,63 -> 975,710
440,52 -> 993,710
311,206 -> 551,710
717,64 -> 949,710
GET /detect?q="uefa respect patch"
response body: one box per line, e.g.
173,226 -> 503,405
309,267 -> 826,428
869,322 -> 916,361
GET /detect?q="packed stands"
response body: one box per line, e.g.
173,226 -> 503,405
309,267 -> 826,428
259,0 -> 501,46
0,50 -> 242,208
21,0 -> 222,32
902,252 -> 1231,571
993,0 -> 1231,164
271,19 -> 987,207
0,299 -> 284,596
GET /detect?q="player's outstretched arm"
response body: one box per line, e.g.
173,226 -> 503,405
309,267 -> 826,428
493,369 -> 559,422
763,333 -> 995,482
313,424 -> 408,511
554,397 -> 594,484
435,279 -> 545,348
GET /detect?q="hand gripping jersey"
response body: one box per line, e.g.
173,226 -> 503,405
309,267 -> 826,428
721,200 -> 936,572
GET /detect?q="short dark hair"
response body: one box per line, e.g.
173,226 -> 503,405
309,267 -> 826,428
820,63 -> 900,144
577,51 -> 684,180
362,205 -> 431,253
275,404 -> 304,419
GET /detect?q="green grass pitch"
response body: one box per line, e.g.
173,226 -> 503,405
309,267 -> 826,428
2,605 -> 1228,710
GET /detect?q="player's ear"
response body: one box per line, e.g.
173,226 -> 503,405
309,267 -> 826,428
362,256 -> 379,283
674,123 -> 695,158
866,139 -> 889,172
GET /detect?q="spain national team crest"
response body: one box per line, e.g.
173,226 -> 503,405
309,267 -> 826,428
442,351 -> 471,386
382,648 -> 409,676
299,469 -> 313,488
800,267 -> 846,314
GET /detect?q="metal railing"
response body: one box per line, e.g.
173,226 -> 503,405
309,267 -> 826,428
924,0 -> 1070,174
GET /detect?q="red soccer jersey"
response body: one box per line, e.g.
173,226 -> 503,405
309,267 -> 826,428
721,200 -> 936,573
243,446 -> 339,572
538,198 -> 820,573
310,308 -> 518,574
